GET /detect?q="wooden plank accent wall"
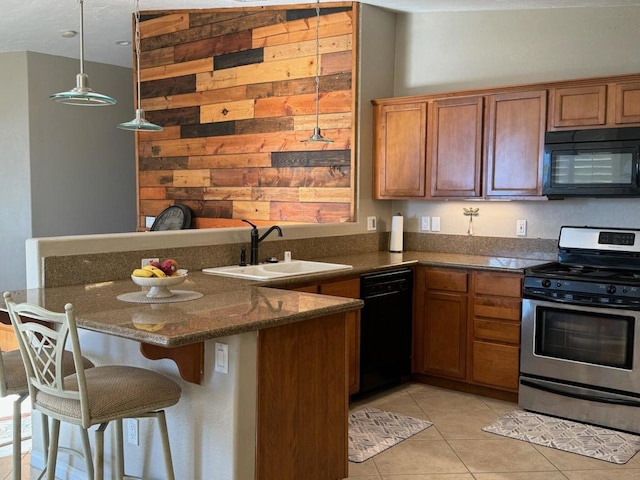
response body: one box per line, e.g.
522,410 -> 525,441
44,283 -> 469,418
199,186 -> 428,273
136,2 -> 357,230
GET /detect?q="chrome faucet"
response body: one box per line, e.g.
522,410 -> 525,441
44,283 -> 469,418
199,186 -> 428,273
242,220 -> 283,265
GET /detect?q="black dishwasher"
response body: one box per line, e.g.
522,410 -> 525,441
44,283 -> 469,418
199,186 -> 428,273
358,268 -> 413,396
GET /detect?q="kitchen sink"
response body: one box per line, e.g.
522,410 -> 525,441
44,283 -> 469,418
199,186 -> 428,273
202,260 -> 352,281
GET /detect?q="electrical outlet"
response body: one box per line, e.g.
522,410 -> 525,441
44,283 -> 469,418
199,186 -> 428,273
420,216 -> 430,232
367,216 -> 377,231
516,219 -> 527,237
127,419 -> 139,446
141,257 -> 159,268
215,342 -> 229,374
431,217 -> 441,232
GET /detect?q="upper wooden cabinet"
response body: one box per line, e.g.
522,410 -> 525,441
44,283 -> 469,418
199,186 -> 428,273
373,89 -> 546,200
373,102 -> 427,199
373,73 -> 640,200
429,96 -> 484,198
484,91 -> 546,197
549,80 -> 640,130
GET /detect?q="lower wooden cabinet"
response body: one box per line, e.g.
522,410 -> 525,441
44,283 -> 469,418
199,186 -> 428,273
415,268 -> 468,379
291,277 -> 361,395
414,266 -> 523,394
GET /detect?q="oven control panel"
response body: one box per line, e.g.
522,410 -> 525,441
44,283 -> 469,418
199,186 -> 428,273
523,276 -> 640,307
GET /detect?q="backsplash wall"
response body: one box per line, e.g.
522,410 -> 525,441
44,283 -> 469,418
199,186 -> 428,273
136,3 -> 357,229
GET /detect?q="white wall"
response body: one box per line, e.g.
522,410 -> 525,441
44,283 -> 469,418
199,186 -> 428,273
0,52 -> 136,291
392,6 -> 640,240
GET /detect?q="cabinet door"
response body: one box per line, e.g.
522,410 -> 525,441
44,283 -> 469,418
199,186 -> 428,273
319,278 -> 361,395
549,85 -> 607,129
373,102 -> 427,198
485,91 -> 546,197
429,96 -> 483,197
614,81 -> 640,125
422,290 -> 467,379
417,267 -> 468,379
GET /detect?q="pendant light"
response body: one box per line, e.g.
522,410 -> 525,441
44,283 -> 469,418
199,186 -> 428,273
50,0 -> 117,106
118,0 -> 163,131
301,0 -> 333,143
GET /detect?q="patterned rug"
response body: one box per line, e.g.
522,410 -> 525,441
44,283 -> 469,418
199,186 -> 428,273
348,407 -> 433,463
0,413 -> 31,448
483,409 -> 640,464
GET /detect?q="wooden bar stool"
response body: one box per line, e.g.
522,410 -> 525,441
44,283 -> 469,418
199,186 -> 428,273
4,292 -> 182,480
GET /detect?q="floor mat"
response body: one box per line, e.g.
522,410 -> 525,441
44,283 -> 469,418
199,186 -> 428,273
348,407 -> 432,463
483,409 -> 640,464
0,413 -> 31,448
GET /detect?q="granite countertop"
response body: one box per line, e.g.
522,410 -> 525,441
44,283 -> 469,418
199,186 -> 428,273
1,273 -> 362,348
1,250 -> 550,348
261,250 -> 551,287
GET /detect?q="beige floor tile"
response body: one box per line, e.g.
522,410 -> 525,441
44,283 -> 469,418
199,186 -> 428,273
532,443 -> 640,471
479,397 -> 519,416
382,474 -> 475,480
428,410 -> 504,440
405,423 -> 444,442
346,476 -> 381,480
373,440 -> 469,475
411,389 -> 495,417
448,438 -> 558,473
349,458 -> 380,477
473,473 -> 569,480
562,469 -> 640,479
354,389 -> 425,418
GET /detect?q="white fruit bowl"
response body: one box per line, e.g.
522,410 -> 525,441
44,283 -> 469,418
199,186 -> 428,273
131,270 -> 188,298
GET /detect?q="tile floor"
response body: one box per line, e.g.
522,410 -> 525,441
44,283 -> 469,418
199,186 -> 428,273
2,382 -> 640,479
346,382 -> 640,480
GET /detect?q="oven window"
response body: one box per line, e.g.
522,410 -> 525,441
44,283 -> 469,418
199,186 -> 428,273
535,307 -> 634,369
550,149 -> 634,185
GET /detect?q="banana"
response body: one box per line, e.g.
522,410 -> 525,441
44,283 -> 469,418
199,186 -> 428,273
132,268 -> 153,278
143,265 -> 167,278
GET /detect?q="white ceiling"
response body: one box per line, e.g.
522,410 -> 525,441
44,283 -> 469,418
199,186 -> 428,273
4,0 -> 640,68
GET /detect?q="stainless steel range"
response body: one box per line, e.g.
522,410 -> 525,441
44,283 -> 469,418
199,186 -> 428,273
520,226 -> 640,434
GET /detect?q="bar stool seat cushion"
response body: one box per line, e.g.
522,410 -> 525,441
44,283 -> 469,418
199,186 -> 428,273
35,365 -> 181,426
2,349 -> 94,394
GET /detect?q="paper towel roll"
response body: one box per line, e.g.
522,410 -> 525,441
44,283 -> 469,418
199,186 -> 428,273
389,214 -> 403,253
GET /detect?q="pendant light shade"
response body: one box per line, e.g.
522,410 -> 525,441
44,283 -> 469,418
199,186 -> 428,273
118,0 -> 163,131
50,0 -> 116,106
301,0 -> 333,143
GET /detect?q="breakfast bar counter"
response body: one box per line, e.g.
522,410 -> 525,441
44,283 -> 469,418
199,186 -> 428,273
1,272 -> 361,480
2,271 -> 362,348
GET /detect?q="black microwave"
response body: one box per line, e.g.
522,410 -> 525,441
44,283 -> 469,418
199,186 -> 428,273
542,127 -> 640,198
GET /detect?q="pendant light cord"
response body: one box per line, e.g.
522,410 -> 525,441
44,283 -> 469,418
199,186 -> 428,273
313,0 -> 321,130
78,0 -> 85,75
135,0 -> 142,111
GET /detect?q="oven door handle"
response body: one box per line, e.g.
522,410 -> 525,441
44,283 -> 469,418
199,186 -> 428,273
521,378 -> 640,407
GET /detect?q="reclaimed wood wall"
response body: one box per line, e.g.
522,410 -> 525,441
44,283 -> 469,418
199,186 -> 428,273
136,2 -> 357,229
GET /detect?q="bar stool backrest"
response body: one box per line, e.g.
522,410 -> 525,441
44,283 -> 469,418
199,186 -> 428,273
4,294 -> 90,427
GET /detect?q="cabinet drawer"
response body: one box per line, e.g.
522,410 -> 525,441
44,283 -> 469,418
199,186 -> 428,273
425,269 -> 468,292
474,319 -> 520,345
471,341 -> 520,391
473,296 -> 521,321
474,272 -> 521,297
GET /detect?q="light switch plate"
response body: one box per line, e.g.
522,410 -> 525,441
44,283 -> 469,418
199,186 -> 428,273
215,342 -> 229,374
431,217 -> 441,232
367,216 -> 377,231
517,219 -> 527,237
